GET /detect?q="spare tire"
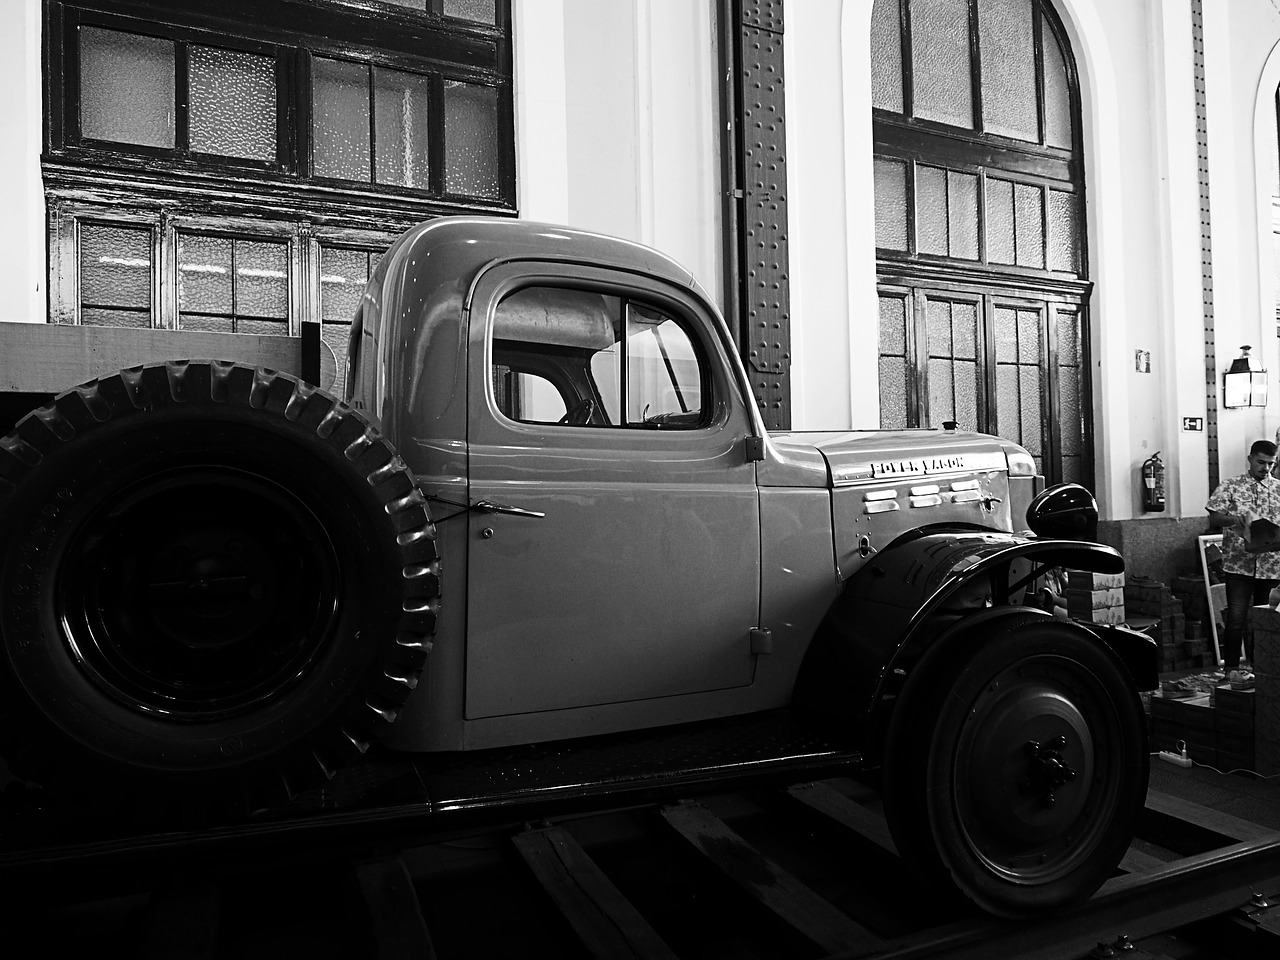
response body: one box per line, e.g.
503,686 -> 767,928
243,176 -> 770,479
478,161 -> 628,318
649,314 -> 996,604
0,361 -> 438,807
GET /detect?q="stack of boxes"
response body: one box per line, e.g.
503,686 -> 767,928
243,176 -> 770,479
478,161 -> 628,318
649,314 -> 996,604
1063,569 -> 1126,623
1248,606 -> 1280,776
1211,684 -> 1256,773
1170,574 -> 1213,647
1124,577 -> 1202,672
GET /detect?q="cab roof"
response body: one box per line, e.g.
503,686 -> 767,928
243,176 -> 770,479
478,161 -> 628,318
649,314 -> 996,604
377,216 -> 704,297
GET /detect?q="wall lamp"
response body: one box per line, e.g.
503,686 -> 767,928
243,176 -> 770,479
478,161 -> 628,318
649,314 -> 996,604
1223,345 -> 1268,408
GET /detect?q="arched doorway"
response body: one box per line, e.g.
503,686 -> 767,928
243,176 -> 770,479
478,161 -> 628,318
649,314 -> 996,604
871,0 -> 1090,488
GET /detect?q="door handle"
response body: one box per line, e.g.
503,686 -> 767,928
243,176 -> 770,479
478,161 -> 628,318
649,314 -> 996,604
473,499 -> 546,519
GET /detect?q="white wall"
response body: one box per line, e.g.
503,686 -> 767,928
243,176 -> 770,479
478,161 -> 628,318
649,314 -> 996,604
0,0 -> 45,324
783,0 -> 879,431
513,0 -> 723,304
1214,0 -> 1280,468
1147,0 -> 1209,520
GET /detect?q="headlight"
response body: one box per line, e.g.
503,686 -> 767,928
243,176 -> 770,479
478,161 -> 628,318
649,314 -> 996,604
1027,483 -> 1099,541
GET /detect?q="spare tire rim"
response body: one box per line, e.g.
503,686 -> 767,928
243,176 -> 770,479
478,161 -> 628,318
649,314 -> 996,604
56,465 -> 342,721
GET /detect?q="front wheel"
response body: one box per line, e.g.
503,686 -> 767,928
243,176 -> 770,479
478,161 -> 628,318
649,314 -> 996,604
882,613 -> 1148,918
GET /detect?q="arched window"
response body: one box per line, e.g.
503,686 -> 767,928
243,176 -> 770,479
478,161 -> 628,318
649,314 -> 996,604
871,0 -> 1089,488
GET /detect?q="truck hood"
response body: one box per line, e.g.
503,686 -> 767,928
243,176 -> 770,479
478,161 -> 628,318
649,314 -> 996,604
772,429 -> 1014,486
770,429 -> 1029,580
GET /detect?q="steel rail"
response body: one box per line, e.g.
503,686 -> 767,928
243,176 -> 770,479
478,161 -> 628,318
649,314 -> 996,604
840,834 -> 1280,960
0,750 -> 860,895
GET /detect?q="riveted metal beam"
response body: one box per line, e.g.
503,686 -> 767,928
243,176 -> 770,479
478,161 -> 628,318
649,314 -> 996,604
726,0 -> 792,430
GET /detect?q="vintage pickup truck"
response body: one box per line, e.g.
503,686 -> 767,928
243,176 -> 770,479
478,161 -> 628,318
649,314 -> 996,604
0,217 -> 1154,917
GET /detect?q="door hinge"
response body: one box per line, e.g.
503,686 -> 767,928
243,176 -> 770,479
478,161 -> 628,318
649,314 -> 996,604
745,435 -> 765,462
750,627 -> 773,654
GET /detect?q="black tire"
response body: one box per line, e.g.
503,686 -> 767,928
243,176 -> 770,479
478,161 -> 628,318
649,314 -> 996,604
881,612 -> 1148,918
0,361 -> 439,807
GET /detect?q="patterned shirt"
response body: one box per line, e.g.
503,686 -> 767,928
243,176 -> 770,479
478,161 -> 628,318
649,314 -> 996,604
1205,472 -> 1280,578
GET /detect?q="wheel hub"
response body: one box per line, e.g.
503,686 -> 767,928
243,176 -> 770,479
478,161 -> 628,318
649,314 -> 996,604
1024,735 -> 1078,808
57,465 -> 342,721
959,680 -> 1095,848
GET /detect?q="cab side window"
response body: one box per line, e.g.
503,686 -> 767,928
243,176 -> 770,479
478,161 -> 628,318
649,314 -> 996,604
626,303 -> 703,426
491,286 -> 708,429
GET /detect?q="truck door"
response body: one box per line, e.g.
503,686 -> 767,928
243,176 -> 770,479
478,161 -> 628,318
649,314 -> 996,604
463,263 -> 761,718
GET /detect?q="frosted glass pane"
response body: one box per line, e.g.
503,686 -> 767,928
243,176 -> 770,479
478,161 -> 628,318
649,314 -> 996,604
190,46 -> 276,161
82,307 -> 151,328
917,164 -> 947,255
879,294 -> 907,354
313,59 -> 371,181
1057,308 -> 1080,364
1047,189 -> 1079,272
994,306 -> 1017,362
1014,182 -> 1044,268
445,0 -> 496,23
986,177 -> 1015,263
80,223 -> 151,309
996,366 -> 1018,440
236,241 -> 288,318
374,68 -> 431,188
929,357 -> 955,424
180,316 -> 233,334
1017,308 -> 1040,363
954,301 -> 977,359
1060,371 -> 1081,456
1043,23 -> 1072,149
911,0 -> 973,128
80,28 -> 174,148
1020,368 -> 1042,454
871,0 -> 904,113
1057,309 -> 1083,458
444,80 -> 501,197
978,0 -> 1037,142
240,318 -> 288,337
320,247 -> 372,324
955,361 -> 978,429
879,357 -> 908,428
948,170 -> 979,259
874,158 -> 908,249
927,299 -> 952,355
178,234 -> 233,316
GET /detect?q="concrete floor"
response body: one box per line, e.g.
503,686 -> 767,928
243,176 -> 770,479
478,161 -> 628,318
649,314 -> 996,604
1149,749 -> 1280,831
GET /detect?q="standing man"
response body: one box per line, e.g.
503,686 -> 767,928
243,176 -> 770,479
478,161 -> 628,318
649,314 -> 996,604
1206,439 -> 1280,676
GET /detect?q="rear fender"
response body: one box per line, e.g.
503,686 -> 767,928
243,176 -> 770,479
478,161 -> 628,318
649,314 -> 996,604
793,532 -> 1143,761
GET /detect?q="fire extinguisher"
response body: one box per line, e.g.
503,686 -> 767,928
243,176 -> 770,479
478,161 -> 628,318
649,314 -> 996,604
1141,451 -> 1165,512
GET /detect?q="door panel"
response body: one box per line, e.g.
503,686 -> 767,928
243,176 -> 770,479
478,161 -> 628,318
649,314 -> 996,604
464,265 -> 761,719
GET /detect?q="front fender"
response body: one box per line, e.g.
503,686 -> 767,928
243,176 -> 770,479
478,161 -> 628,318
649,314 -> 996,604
1073,621 -> 1160,692
793,531 -> 1136,760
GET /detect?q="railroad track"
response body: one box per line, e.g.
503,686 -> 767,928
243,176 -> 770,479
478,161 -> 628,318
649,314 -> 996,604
2,761 -> 1280,959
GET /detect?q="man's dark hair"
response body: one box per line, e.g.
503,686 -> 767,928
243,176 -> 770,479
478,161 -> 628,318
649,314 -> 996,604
1251,440 -> 1277,457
